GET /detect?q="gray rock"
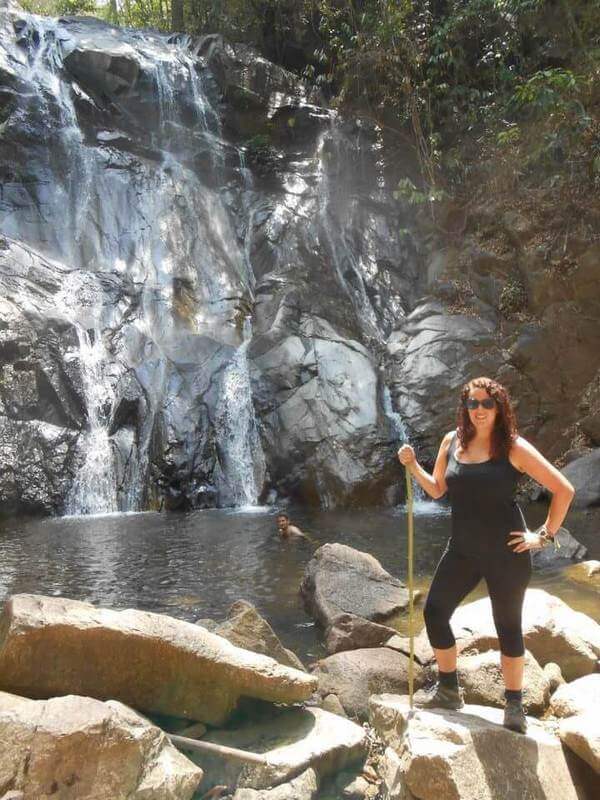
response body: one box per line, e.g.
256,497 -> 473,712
549,675 -> 600,718
190,707 -> 367,790
456,650 -> 550,715
325,613 -> 396,655
531,528 -> 587,567
311,648 -> 424,721
0,691 -> 202,799
321,693 -> 348,718
301,544 -> 411,630
232,769 -> 318,800
212,600 -> 305,671
562,450 -> 600,509
370,694 -> 582,800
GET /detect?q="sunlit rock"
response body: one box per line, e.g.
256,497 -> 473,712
0,594 -> 316,724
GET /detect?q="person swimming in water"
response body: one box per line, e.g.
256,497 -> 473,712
276,513 -> 311,542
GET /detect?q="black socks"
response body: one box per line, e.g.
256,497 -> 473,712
505,689 -> 523,705
439,669 -> 459,689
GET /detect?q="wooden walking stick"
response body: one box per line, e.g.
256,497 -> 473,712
405,465 -> 415,709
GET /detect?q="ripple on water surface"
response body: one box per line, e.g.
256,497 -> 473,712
0,504 -> 598,661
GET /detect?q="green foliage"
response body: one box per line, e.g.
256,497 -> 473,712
393,177 -> 445,205
21,0 -> 97,15
21,0 -> 600,196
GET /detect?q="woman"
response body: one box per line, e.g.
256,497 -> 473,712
397,376 -> 575,733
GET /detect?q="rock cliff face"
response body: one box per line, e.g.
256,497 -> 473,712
0,3 -> 598,515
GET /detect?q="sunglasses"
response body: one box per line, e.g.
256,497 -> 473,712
464,398 -> 496,410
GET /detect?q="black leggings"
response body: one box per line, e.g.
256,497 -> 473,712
424,545 -> 532,658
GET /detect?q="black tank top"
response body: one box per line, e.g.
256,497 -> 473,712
444,432 -> 527,554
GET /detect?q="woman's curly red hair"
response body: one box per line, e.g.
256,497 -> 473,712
456,377 -> 519,460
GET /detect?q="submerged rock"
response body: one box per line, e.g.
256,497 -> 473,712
370,694 -> 583,800
0,691 -> 202,800
300,544 -> 412,629
0,594 -> 316,725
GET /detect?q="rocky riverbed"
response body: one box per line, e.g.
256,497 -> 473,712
0,540 -> 598,799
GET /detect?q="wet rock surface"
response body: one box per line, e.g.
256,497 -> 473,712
0,594 -> 316,724
0,6 -> 411,514
0,691 -> 202,800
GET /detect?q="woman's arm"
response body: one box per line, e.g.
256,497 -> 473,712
398,431 -> 454,499
510,436 -> 575,536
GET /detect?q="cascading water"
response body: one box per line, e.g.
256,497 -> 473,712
2,14 -> 268,513
316,121 -> 381,339
54,272 -> 118,516
1,8 -> 418,514
216,318 -> 266,507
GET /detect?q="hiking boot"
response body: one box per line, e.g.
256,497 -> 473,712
504,700 -> 527,734
413,682 -> 464,710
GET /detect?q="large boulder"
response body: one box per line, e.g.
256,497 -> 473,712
0,595 -> 316,725
416,589 -> 600,682
558,714 -> 600,774
310,648 -> 425,721
549,675 -> 600,718
561,450 -> 600,508
210,600 -> 305,671
0,691 -> 202,800
188,707 -> 367,791
300,544 -> 412,629
370,694 -> 583,800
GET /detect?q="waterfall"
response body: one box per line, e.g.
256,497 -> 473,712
382,385 -> 437,512
216,318 -> 266,507
55,272 -> 118,516
316,122 -> 381,339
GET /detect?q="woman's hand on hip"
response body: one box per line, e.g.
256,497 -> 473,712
507,530 -> 544,552
398,444 -> 416,466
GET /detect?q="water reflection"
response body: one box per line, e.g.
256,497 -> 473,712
0,505 -> 598,661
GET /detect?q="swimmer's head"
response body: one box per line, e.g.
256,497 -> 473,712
276,513 -> 289,533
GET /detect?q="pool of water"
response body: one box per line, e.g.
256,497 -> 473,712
0,501 -> 598,663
